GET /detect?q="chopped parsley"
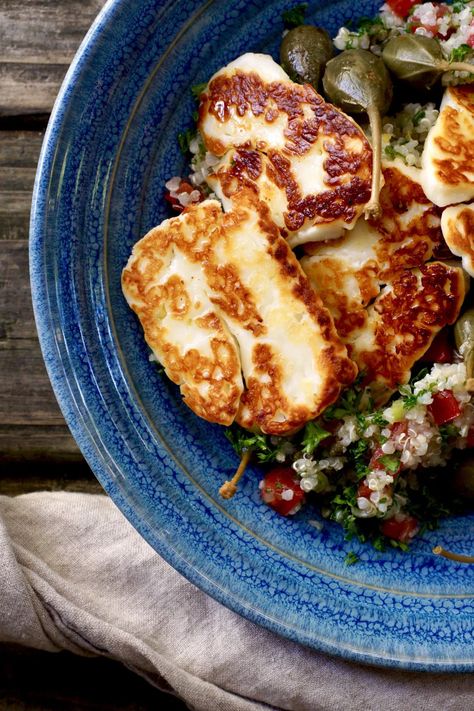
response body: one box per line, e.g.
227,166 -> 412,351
345,551 -> 359,565
378,454 -> 400,474
282,3 -> 308,28
412,109 -> 425,126
191,82 -> 208,100
450,44 -> 472,63
356,16 -> 384,36
178,128 -> 196,155
225,426 -> 281,463
301,421 -> 331,456
439,423 -> 460,444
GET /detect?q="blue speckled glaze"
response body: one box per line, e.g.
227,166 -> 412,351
30,0 -> 474,670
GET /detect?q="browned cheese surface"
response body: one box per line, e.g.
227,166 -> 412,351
122,192 -> 357,435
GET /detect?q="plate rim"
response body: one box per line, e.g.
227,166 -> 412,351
29,0 -> 474,673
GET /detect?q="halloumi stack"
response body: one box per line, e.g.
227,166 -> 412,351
300,161 -> 464,397
421,85 -> 474,207
198,53 -> 373,246
441,202 -> 474,277
122,192 -> 357,435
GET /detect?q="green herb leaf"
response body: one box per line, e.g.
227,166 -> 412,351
378,454 -> 400,473
224,425 -> 282,463
412,109 -> 425,126
301,421 -> 330,455
450,44 -> 472,64
399,384 -> 418,410
191,82 -> 208,100
439,423 -> 460,444
345,551 -> 359,565
282,3 -> 307,28
357,16 -> 384,36
178,128 -> 195,155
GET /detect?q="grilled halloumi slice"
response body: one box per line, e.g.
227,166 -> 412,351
348,263 -> 465,398
441,202 -> 474,277
301,161 -> 443,338
198,53 -> 372,245
421,85 -> 474,207
122,193 -> 357,435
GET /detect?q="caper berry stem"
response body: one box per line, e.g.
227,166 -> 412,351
365,103 -> 382,220
442,61 -> 474,75
433,545 -> 474,564
465,347 -> 474,380
219,448 -> 252,499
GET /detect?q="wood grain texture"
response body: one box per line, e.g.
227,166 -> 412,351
0,131 -> 82,461
0,131 -> 43,240
0,0 -> 107,116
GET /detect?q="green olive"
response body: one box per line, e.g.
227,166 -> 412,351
383,35 -> 474,89
322,49 -> 393,220
280,25 -> 333,88
454,307 -> 474,378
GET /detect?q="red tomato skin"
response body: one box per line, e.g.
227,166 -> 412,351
428,390 -> 462,426
421,330 -> 454,364
357,482 -> 373,499
164,181 -> 202,213
380,516 -> 419,543
387,0 -> 417,18
261,467 -> 305,516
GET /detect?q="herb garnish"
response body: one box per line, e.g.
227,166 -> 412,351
282,3 -> 308,29
178,128 -> 196,155
301,421 -> 331,455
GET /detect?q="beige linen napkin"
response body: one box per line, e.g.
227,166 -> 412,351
0,491 -> 473,711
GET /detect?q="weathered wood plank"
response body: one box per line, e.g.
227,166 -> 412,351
0,425 -> 83,462
0,131 -> 83,462
0,241 -> 80,433
0,0 -> 107,116
0,131 -> 44,240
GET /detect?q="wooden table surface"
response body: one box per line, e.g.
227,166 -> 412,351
1,2 -> 186,707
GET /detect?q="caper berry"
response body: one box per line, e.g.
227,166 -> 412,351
383,35 -> 474,89
323,49 -> 393,219
280,25 -> 333,88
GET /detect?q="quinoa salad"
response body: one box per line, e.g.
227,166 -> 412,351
125,1 -> 474,560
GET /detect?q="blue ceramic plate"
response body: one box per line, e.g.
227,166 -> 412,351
30,0 -> 474,670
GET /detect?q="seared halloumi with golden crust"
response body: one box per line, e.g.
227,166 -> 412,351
301,161 -> 443,338
122,193 -> 357,435
122,201 -> 244,426
421,85 -> 474,207
441,202 -> 474,277
349,263 -> 465,397
198,53 -> 372,245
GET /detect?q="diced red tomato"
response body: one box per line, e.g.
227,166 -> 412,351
468,30 -> 474,49
421,330 -> 454,365
409,3 -> 450,37
260,467 -> 306,516
428,390 -> 462,426
380,515 -> 419,543
164,180 -> 202,213
357,481 -> 373,499
391,421 -> 408,439
387,0 -> 417,18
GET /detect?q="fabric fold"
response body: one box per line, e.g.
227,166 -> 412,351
0,491 -> 472,711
